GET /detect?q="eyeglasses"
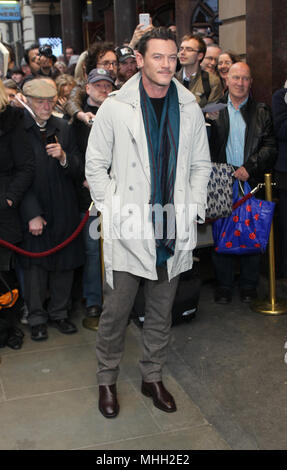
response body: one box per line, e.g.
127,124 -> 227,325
97,61 -> 118,68
179,47 -> 200,53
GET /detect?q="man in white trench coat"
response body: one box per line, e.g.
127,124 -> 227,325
85,27 -> 211,418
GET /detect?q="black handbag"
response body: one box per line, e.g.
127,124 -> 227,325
0,273 -> 24,350
206,162 -> 234,220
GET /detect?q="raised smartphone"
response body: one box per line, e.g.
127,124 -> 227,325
139,13 -> 150,29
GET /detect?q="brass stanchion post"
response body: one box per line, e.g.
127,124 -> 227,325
251,173 -> 287,315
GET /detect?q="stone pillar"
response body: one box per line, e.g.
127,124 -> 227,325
175,0 -> 197,41
21,2 -> 36,49
114,0 -> 136,47
219,0 -> 246,56
60,0 -> 83,53
246,0 -> 287,105
104,8 -> 115,44
31,1 -> 61,40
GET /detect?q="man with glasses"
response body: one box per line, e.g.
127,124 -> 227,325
65,42 -> 118,126
177,34 -> 223,108
201,43 -> 222,75
72,69 -> 115,326
19,78 -> 84,341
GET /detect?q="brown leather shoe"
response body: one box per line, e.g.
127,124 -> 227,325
98,384 -> 119,418
141,381 -> 177,413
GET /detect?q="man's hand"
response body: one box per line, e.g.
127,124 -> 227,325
57,96 -> 68,112
76,111 -> 95,126
128,23 -> 154,50
206,111 -> 219,120
46,137 -> 66,165
13,93 -> 28,108
233,166 -> 250,181
29,216 -> 47,236
6,199 -> 13,207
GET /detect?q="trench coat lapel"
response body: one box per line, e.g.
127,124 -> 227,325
120,96 -> 151,184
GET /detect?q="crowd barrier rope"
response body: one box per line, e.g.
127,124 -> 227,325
0,205 -> 92,258
0,177 -> 286,315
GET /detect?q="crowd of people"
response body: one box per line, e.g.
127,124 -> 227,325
0,20 -> 284,417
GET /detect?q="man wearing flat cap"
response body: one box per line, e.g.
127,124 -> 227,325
19,78 -> 84,341
115,45 -> 138,88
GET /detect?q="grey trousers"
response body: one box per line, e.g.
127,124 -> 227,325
96,268 -> 180,385
23,265 -> 74,327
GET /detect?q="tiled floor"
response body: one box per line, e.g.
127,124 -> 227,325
1,276 -> 287,450
0,299 -> 229,451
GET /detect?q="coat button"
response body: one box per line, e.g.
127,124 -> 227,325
129,185 -> 133,191
131,138 -> 136,144
132,162 -> 136,167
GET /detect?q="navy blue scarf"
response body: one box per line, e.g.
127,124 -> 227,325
140,78 -> 180,266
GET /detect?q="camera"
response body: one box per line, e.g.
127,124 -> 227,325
39,45 -> 53,58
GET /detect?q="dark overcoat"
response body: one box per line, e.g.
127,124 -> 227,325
0,106 -> 35,246
19,111 -> 84,271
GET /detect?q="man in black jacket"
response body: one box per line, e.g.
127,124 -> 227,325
19,78 -> 84,341
209,62 -> 277,304
72,68 -> 114,326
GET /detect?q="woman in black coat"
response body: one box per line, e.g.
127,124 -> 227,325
0,80 -> 35,348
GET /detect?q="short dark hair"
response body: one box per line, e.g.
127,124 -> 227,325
85,42 -> 117,75
3,42 -> 15,64
137,27 -> 177,57
180,34 -> 206,62
24,43 -> 40,65
181,34 -> 206,54
219,50 -> 241,64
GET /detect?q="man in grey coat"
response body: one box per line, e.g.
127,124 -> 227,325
86,27 -> 211,418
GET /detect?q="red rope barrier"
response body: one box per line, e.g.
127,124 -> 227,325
231,191 -> 253,210
0,209 -> 90,258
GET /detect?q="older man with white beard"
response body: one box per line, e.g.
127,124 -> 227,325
19,78 -> 84,341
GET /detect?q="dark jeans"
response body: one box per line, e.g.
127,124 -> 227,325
212,251 -> 261,291
23,265 -> 74,326
81,213 -> 102,308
